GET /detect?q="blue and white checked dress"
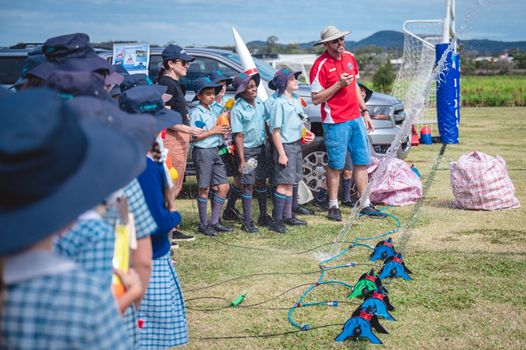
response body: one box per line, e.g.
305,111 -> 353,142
2,250 -> 134,350
122,179 -> 159,347
53,210 -> 114,289
138,252 -> 188,349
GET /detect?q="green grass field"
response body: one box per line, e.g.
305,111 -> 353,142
461,76 -> 526,107
173,107 -> 526,349
362,75 -> 526,107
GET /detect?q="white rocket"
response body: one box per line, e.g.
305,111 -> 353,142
232,27 -> 268,101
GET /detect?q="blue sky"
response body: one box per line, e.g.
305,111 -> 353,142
0,0 -> 524,47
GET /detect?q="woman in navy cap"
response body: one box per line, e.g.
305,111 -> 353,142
157,44 -> 201,242
0,89 -> 146,349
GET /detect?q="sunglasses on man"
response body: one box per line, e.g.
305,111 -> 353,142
330,37 -> 345,44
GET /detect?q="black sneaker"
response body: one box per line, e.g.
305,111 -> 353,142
241,219 -> 259,233
211,222 -> 234,232
327,206 -> 342,221
257,213 -> 273,227
198,224 -> 218,236
171,241 -> 179,249
222,207 -> 241,221
341,199 -> 357,208
292,205 -> 315,215
171,230 -> 196,242
268,220 -> 287,233
284,216 -> 307,226
360,205 -> 388,219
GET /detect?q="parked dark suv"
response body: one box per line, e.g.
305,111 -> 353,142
1,46 -> 411,193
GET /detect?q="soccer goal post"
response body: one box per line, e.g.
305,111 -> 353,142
391,0 -> 460,143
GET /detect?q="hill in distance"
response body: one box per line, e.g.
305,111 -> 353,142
248,30 -> 526,55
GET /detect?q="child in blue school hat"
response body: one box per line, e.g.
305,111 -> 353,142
222,72 -> 273,232
208,69 -> 233,116
0,88 -> 146,349
267,68 -> 314,233
120,84 -> 191,349
189,77 -> 233,236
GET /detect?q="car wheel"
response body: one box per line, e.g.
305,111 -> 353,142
302,139 -> 328,194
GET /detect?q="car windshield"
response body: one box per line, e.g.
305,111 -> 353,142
220,52 -> 277,82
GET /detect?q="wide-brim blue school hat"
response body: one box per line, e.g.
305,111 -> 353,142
268,68 -> 301,95
209,69 -> 233,85
10,49 -> 46,90
66,95 -> 157,152
45,71 -> 109,100
0,88 -> 146,255
29,53 -> 115,82
119,85 -> 182,131
232,72 -> 260,99
191,76 -> 222,102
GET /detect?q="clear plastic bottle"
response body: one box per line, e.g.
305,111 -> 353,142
242,157 -> 258,174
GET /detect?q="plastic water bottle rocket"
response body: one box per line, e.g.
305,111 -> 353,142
242,157 -> 258,174
112,223 -> 130,297
218,98 -> 236,154
299,112 -> 314,145
230,290 -> 249,307
420,125 -> 432,145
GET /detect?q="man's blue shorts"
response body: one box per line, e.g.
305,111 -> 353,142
323,117 -> 370,170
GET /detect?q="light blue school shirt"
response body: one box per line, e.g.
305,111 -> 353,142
230,97 -> 269,148
264,91 -> 278,115
269,93 -> 304,143
189,104 -> 222,148
210,99 -> 225,117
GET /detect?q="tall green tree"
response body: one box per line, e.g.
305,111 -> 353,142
373,60 -> 395,92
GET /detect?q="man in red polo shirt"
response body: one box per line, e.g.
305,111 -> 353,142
310,25 -> 386,221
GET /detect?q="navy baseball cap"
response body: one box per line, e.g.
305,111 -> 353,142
232,72 -> 260,99
192,76 -> 222,102
45,71 -> 109,100
208,69 -> 232,85
161,44 -> 195,62
120,85 -> 182,131
268,68 -> 301,95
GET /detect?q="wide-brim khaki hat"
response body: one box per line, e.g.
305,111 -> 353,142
314,25 -> 351,46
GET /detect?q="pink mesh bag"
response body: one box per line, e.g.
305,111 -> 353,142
368,157 -> 423,206
450,151 -> 520,210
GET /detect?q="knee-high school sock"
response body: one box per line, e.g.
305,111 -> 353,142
272,192 -> 287,222
255,187 -> 268,217
342,178 -> 353,202
225,185 -> 241,212
197,197 -> 208,226
292,184 -> 300,210
241,189 -> 253,221
210,194 -> 226,225
284,195 -> 293,220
